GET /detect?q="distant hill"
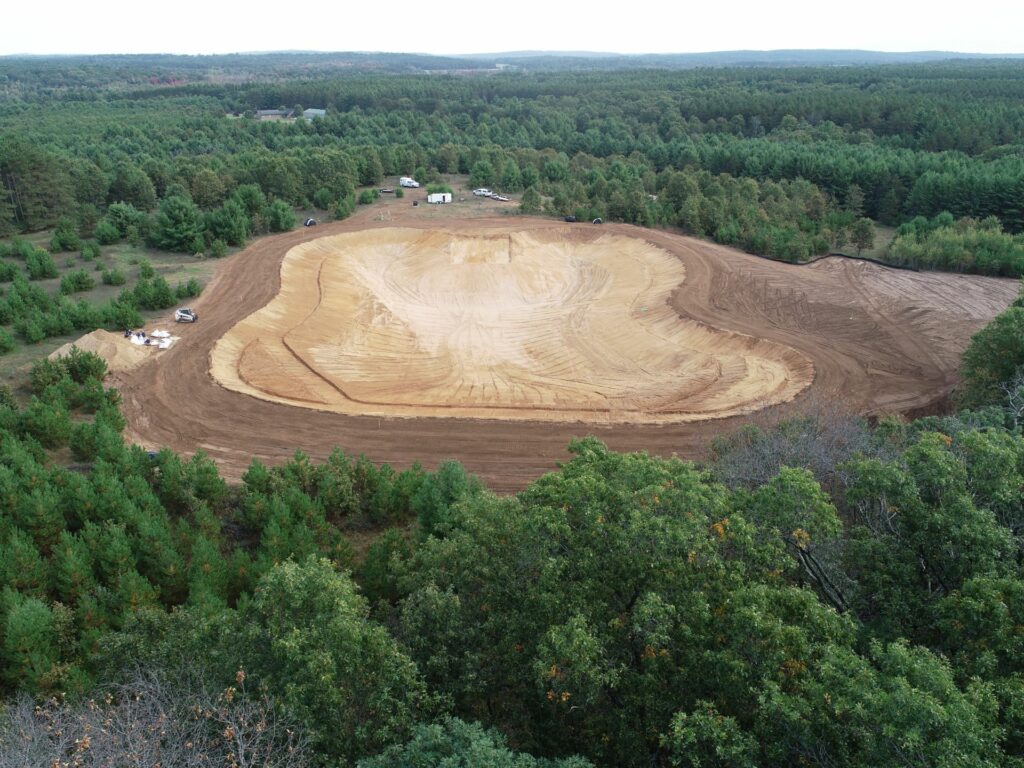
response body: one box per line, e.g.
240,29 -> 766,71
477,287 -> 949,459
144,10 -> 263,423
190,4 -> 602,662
2,50 -> 1023,85
459,49 -> 1024,69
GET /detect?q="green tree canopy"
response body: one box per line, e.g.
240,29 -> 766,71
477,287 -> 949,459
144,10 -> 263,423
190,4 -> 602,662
151,195 -> 203,252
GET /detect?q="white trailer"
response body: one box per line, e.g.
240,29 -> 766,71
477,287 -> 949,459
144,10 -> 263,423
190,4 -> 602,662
399,176 -> 420,188
427,192 -> 452,204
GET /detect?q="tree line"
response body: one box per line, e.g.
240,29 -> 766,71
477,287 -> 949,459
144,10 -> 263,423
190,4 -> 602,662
4,61 -> 1024,274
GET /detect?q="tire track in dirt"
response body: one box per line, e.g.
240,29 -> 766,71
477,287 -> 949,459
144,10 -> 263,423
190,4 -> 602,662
115,206 -> 1020,493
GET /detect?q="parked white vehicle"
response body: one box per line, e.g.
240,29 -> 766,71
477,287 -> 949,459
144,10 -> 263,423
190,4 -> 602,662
473,188 -> 491,196
399,176 -> 420,188
175,308 -> 198,323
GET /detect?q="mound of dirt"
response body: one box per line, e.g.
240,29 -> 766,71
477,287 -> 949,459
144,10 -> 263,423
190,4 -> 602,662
211,227 -> 813,423
50,330 -> 156,374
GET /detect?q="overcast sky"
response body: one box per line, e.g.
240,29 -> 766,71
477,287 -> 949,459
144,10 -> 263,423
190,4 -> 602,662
4,0 -> 1022,56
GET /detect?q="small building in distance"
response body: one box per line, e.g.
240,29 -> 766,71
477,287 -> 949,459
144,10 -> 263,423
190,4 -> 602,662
255,108 -> 292,121
253,108 -> 326,122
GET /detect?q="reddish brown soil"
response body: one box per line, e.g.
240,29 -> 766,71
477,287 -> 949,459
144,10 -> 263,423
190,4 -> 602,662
115,201 -> 1019,492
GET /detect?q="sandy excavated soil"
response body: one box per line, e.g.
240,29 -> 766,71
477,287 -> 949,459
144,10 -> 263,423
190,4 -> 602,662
211,227 -> 811,423
50,330 -> 155,373
115,203 -> 1020,492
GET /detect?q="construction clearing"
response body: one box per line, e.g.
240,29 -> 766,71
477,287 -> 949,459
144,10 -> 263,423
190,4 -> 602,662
211,227 -> 812,423
114,206 -> 1021,491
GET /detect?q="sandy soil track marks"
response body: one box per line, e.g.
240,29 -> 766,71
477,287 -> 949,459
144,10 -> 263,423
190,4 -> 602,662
212,227 -> 812,422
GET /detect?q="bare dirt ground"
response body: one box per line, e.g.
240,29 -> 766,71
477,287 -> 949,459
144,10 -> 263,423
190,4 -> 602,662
211,227 -> 811,423
114,197 -> 1020,492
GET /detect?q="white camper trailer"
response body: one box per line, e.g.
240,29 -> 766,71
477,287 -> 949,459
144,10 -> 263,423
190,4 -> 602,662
427,192 -> 452,204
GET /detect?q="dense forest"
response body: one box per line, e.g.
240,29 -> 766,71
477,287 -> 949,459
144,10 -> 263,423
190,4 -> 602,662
3,55 -> 1024,766
1,281 -> 1023,766
3,59 -> 1024,271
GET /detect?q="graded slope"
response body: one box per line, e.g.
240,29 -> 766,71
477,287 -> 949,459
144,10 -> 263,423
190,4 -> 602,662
211,227 -> 812,423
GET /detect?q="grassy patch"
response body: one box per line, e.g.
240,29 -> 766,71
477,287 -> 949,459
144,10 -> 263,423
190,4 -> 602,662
0,232 -> 219,389
832,222 -> 898,261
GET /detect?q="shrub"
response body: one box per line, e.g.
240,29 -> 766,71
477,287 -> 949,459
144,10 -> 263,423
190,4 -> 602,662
14,316 -> 45,343
960,306 -> 1024,407
0,327 -> 14,354
394,187 -> 404,199
99,299 -> 143,330
70,421 -> 100,461
129,276 -> 176,310
18,397 -> 72,448
149,276 -> 175,309
49,217 -> 82,252
11,238 -> 36,260
63,346 -> 108,383
0,383 -> 15,409
0,261 -> 17,282
102,268 -> 127,286
30,357 -> 69,393
79,241 -> 101,261
104,201 -> 147,238
59,269 -> 96,295
203,200 -> 248,247
25,249 -> 59,280
230,183 -> 267,217
95,402 -> 126,433
94,219 -> 120,245
313,187 -> 334,210
334,194 -> 355,220
138,260 -> 155,279
357,189 -> 379,205
267,199 -> 297,232
209,238 -> 227,258
175,278 -> 202,299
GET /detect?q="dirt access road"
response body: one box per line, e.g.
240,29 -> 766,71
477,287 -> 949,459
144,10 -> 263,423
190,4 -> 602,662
116,201 -> 1019,492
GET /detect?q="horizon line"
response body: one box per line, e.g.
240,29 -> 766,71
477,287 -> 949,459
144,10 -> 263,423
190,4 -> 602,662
3,47 -> 1024,59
